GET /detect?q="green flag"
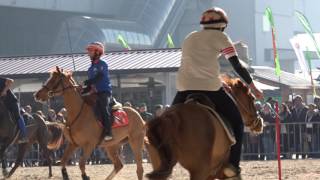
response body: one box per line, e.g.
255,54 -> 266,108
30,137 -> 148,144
167,34 -> 175,48
295,11 -> 320,59
117,34 -> 131,50
265,7 -> 281,76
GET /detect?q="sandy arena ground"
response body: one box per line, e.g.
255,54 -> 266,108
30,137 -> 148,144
2,159 -> 320,180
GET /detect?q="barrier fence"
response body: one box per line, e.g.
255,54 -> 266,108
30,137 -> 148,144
5,122 -> 320,166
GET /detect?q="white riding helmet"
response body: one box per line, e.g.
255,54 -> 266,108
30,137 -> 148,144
200,7 -> 228,29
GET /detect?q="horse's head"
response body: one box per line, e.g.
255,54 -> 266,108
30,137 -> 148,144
222,76 -> 264,134
34,66 -> 76,102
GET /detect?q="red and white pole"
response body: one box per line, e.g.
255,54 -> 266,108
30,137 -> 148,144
275,101 -> 282,180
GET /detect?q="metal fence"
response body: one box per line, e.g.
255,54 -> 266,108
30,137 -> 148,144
5,122 -> 320,166
242,122 -> 320,160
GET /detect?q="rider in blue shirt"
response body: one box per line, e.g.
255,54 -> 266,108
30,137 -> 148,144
84,42 -> 113,141
0,77 -> 28,143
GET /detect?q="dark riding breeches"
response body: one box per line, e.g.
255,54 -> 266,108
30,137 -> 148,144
172,88 -> 244,168
95,92 -> 112,135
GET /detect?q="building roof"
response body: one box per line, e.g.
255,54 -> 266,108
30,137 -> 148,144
0,48 -> 181,78
252,66 -> 318,89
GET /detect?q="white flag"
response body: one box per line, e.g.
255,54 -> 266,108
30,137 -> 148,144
290,37 -> 310,78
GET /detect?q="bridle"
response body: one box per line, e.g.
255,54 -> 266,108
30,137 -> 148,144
41,73 -> 82,145
226,87 -> 262,129
42,74 -> 78,98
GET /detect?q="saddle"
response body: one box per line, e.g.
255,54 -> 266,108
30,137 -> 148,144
185,93 -> 236,145
81,93 -> 129,129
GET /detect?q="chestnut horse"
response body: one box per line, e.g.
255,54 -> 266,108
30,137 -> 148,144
34,67 -> 145,180
145,76 -> 264,180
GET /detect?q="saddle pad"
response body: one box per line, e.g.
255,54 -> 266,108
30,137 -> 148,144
112,109 -> 129,128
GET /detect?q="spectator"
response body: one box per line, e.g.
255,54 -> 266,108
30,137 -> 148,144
123,101 -> 132,107
254,101 -> 264,159
304,103 -> 319,157
21,107 -> 33,126
138,103 -> 153,122
314,96 -> 320,110
279,103 -> 291,158
59,108 -> 68,121
291,95 -> 308,153
291,95 -> 308,122
36,110 -> 46,119
47,109 -> 57,122
260,103 -> 276,160
25,105 -> 32,114
154,104 -> 164,117
56,112 -> 65,123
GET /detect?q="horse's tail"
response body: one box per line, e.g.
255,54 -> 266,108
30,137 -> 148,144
46,122 -> 65,150
145,115 -> 177,179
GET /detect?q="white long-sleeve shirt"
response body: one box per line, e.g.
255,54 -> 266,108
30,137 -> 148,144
176,30 -> 237,91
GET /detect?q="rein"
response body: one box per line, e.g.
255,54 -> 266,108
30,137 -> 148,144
42,75 -> 79,98
227,88 -> 261,128
43,74 -> 82,145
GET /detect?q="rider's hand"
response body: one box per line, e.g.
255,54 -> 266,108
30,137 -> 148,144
222,81 -> 232,93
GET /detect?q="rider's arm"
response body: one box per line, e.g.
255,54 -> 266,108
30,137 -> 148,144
228,55 -> 252,85
227,55 -> 263,98
84,72 -> 103,86
218,32 -> 263,99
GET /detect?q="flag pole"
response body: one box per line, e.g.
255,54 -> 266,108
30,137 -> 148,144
265,7 -> 282,180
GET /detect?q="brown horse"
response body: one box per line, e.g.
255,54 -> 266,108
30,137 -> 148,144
145,76 -> 264,180
0,104 -> 64,179
34,67 -> 145,180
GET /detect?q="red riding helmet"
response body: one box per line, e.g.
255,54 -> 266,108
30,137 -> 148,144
200,7 -> 228,28
86,42 -> 105,55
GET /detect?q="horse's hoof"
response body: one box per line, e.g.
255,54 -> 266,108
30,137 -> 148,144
81,174 -> 90,180
61,168 -> 69,180
2,169 -> 8,175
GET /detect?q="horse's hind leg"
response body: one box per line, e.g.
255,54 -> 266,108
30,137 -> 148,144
0,145 -> 8,177
61,143 -> 77,180
6,143 -> 29,178
129,133 -> 144,180
104,145 -> 123,180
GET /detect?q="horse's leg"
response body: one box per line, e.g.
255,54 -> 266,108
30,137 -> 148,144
40,146 -> 53,177
129,134 -> 144,180
190,169 -> 211,180
0,145 -> 8,177
79,144 -> 95,180
6,143 -> 30,178
60,143 -> 77,180
104,145 -> 123,180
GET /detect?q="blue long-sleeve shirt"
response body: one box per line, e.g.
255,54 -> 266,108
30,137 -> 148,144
87,60 -> 112,93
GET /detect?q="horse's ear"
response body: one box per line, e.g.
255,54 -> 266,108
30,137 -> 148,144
66,70 -> 73,78
56,66 -> 61,73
